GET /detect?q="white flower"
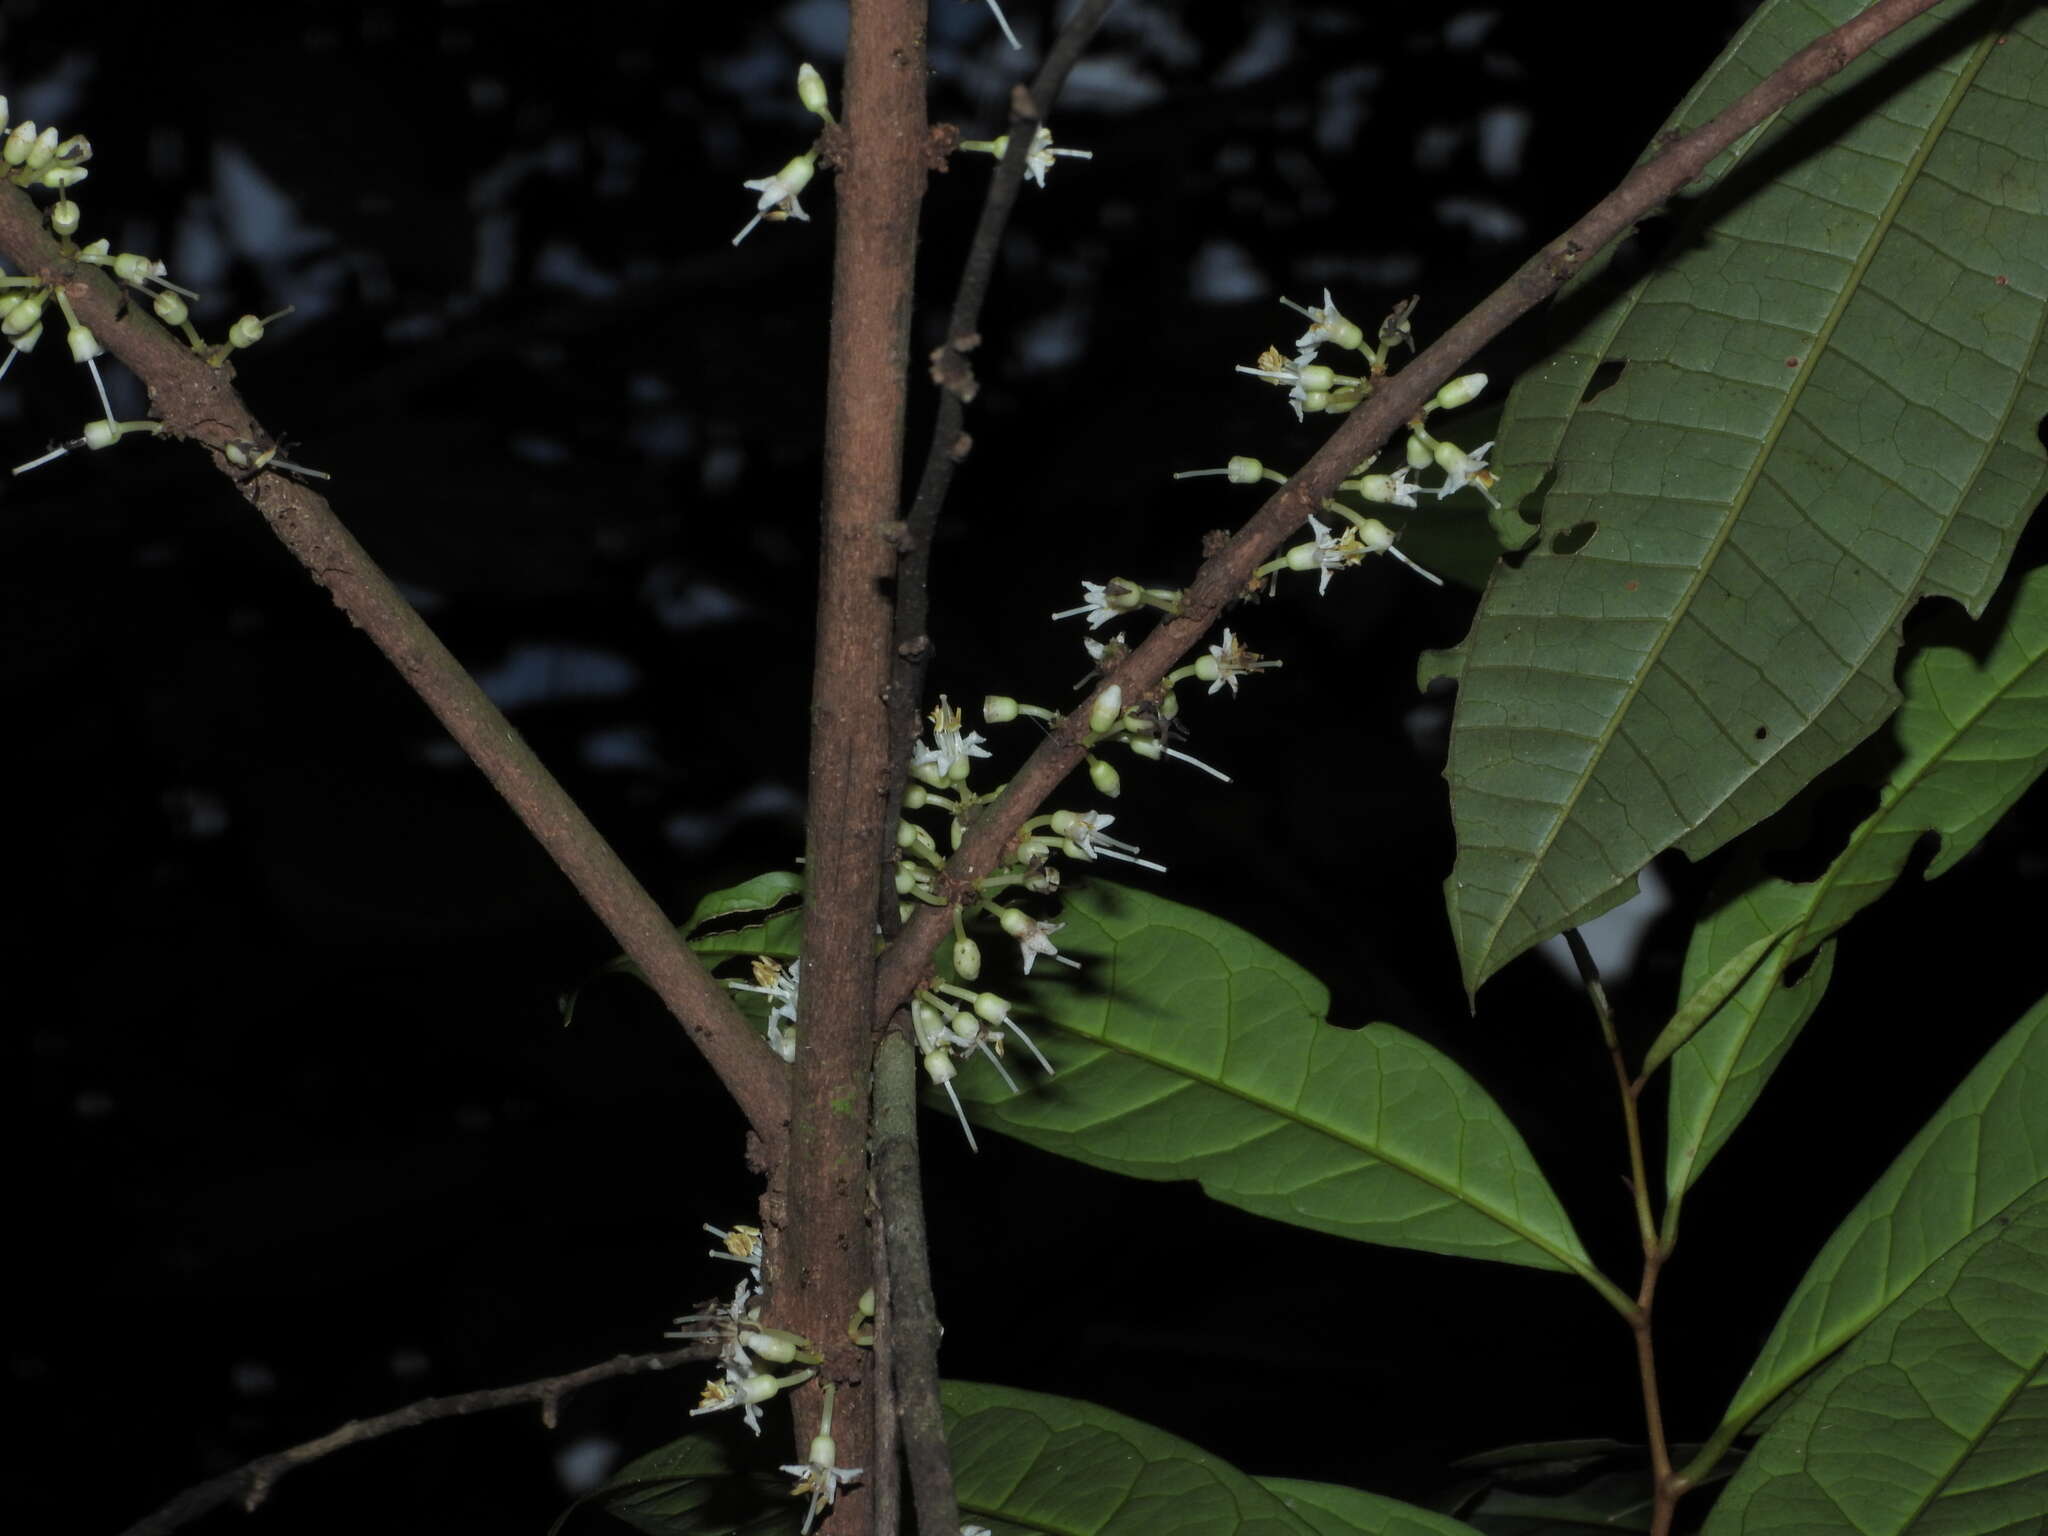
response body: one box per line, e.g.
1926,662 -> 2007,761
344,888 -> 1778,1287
1290,514 -> 1366,596
728,957 -> 800,1062
783,1452 -> 864,1532
1083,630 -> 1129,666
692,1366 -> 812,1436
783,1384 -> 864,1532
1198,628 -> 1282,696
911,695 -> 993,785
1233,346 -> 1360,422
704,1221 -> 765,1282
1051,579 -> 1131,629
1347,467 -> 1420,508
1049,807 -> 1167,873
733,154 -> 818,246
1020,125 -> 1091,187
1280,288 -> 1365,356
1432,439 -> 1500,508
999,908 -> 1081,974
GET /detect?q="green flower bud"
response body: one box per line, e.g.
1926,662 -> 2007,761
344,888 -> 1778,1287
1087,683 -> 1122,735
50,199 -> 79,237
1433,372 -> 1488,410
983,695 -> 1020,723
1088,756 -> 1121,797
1224,455 -> 1265,484
952,937 -> 982,981
1405,433 -> 1433,470
797,63 -> 832,120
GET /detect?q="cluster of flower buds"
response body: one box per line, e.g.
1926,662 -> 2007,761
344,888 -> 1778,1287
732,65 -> 835,247
673,1272 -> 820,1436
1233,289 -> 1417,422
0,98 -> 91,191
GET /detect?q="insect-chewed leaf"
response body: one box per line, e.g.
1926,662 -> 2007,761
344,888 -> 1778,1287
1440,0 -> 2048,997
1661,564 -> 2048,1197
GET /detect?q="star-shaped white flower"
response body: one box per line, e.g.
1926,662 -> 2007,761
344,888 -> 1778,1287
999,909 -> 1081,974
1432,439 -> 1500,508
911,695 -> 993,785
1294,513 -> 1366,596
1346,466 -> 1420,508
1200,628 -> 1282,696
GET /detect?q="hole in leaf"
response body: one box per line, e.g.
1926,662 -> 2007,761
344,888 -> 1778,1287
1762,780 -> 1881,883
1580,359 -> 1626,405
1516,467 -> 1555,523
1753,725 -> 1768,741
1551,521 -> 1597,555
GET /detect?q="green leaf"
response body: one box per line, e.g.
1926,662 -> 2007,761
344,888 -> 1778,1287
1702,1186 -> 2048,1534
1258,1478 -> 1485,1536
1716,995 -> 2048,1439
957,882 -> 1604,1287
945,1380 -> 1316,1535
1440,0 -> 2048,996
569,1429 -> 796,1536
1664,563 -> 2048,1198
683,872 -> 804,935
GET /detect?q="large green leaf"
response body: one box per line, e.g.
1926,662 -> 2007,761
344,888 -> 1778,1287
946,1381 -> 1317,1536
957,882 -> 1605,1291
1441,0 -> 2048,995
1258,1478 -> 1484,1536
1702,1186 -> 2048,1534
1714,995 -> 2048,1440
1662,564 -> 2048,1201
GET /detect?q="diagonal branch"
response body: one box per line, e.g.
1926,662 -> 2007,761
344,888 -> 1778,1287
118,1346 -> 713,1536
874,0 -> 1953,1016
0,189 -> 791,1155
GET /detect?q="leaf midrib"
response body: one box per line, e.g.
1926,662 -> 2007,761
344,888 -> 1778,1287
1469,24 -> 1995,984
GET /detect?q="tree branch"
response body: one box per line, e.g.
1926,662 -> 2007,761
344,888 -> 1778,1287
777,0 -> 931,1529
874,0 -> 1952,1016
0,191 -> 792,1157
118,1346 -> 712,1536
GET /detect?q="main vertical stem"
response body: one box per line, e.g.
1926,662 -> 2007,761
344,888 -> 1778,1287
781,2 -> 928,1532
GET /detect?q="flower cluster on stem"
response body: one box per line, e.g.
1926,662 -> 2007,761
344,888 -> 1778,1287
2,97 -> 317,479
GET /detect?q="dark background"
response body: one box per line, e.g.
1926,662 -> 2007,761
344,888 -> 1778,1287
6,1 -> 2041,1532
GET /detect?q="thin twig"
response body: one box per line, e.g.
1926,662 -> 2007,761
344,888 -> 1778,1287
873,0 -> 1952,1019
1562,928 -> 1677,1530
872,1028 -> 960,1536
889,0 -> 1122,824
0,198 -> 792,1158
118,1347 -> 712,1536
